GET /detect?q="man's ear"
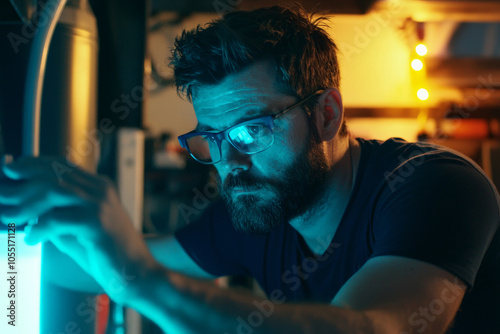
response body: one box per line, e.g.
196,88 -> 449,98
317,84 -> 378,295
312,88 -> 344,141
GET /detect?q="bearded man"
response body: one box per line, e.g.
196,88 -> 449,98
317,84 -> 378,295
2,5 -> 499,334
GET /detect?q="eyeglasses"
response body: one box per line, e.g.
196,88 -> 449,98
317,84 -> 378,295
178,90 -> 325,164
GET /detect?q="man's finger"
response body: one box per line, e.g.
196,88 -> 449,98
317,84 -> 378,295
23,206 -> 103,245
0,192 -> 50,224
2,155 -> 78,180
0,183 -> 93,224
2,157 -> 107,199
0,179 -> 48,205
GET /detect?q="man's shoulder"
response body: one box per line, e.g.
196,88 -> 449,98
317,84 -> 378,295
360,136 -> 466,158
359,136 -> 481,174
355,137 -> 497,200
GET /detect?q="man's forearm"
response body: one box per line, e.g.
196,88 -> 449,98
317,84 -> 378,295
127,264 -> 377,334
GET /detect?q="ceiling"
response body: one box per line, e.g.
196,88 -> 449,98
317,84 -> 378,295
151,0 -> 500,19
149,0 -> 500,118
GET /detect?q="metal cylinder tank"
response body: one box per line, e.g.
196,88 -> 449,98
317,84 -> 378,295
40,0 -> 99,172
39,1 -> 100,334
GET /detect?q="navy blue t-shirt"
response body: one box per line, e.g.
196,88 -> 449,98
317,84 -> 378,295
175,137 -> 500,333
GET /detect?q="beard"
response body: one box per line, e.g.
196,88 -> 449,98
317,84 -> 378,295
219,126 -> 330,234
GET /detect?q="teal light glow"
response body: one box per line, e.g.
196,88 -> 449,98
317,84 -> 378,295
0,230 -> 42,334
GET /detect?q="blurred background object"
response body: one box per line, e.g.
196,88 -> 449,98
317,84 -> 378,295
1,0 -> 500,333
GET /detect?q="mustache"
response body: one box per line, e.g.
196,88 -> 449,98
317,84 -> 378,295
222,172 -> 271,192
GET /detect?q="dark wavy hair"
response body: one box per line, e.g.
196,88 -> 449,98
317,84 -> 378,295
170,4 -> 348,136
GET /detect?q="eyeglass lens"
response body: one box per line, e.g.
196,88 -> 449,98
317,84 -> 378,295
186,120 -> 274,163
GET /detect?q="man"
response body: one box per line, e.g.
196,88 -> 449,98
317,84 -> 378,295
1,5 -> 499,334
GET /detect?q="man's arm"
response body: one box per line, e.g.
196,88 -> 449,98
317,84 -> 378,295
44,233 -> 214,293
144,233 -> 216,279
331,256 -> 466,333
126,255 -> 465,334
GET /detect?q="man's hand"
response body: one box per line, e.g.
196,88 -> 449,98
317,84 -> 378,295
0,156 -> 160,306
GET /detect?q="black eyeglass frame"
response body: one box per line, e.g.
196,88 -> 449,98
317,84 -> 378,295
178,89 -> 325,164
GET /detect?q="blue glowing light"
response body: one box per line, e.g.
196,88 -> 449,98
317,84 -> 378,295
0,230 -> 41,334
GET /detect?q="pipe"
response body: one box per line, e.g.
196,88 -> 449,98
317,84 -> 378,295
23,0 -> 68,157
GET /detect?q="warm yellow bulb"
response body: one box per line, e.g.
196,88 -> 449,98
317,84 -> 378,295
417,88 -> 429,100
411,59 -> 423,71
416,44 -> 427,56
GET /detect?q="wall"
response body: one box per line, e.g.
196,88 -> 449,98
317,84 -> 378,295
144,11 -> 461,142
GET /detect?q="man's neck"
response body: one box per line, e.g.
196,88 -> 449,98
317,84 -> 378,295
288,136 -> 361,256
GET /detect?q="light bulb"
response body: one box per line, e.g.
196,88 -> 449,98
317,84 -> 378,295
417,88 -> 429,101
416,44 -> 427,56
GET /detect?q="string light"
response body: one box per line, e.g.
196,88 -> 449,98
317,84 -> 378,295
411,59 -> 423,71
417,88 -> 429,101
416,44 -> 427,56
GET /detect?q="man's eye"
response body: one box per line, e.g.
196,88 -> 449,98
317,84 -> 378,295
246,125 -> 263,135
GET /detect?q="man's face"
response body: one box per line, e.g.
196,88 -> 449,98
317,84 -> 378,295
192,61 -> 330,234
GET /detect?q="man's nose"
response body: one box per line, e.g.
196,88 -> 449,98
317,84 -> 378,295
219,140 -> 252,174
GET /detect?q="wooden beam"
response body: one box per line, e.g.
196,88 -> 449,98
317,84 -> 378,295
427,58 -> 500,88
345,107 -> 422,118
238,0 -> 377,14
345,105 -> 500,119
152,0 -> 378,15
372,0 -> 500,22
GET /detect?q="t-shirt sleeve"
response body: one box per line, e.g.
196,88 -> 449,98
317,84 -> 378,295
371,154 -> 500,288
174,199 -> 249,277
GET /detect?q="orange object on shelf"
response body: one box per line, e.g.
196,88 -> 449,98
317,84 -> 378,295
95,294 -> 110,334
444,119 -> 489,139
